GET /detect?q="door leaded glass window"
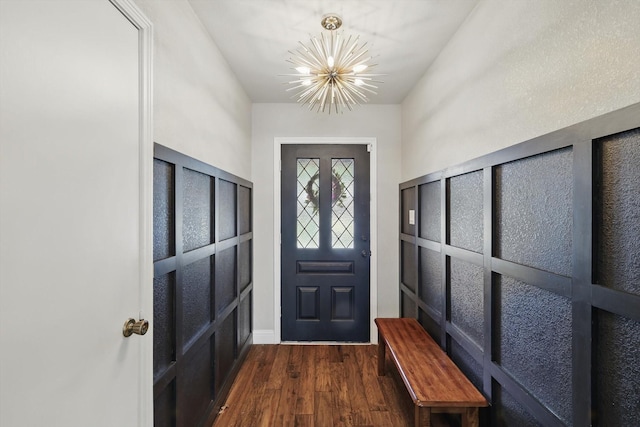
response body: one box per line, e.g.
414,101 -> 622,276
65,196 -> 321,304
331,158 -> 355,248
297,158 -> 320,248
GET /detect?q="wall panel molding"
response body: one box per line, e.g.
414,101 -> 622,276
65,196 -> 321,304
399,103 -> 640,426
153,144 -> 253,427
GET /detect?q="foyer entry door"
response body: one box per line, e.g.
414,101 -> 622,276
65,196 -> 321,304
281,144 -> 370,342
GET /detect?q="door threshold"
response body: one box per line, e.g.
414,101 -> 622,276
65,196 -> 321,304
279,341 -> 372,345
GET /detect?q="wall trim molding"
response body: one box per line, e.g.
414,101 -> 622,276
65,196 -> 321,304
108,1 -> 154,426
273,137 -> 378,344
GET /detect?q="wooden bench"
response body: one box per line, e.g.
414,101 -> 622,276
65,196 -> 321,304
375,318 -> 488,427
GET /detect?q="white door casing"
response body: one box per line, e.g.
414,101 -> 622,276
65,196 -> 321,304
0,1 -> 153,426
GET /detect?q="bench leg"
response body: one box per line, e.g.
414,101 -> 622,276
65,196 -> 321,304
462,407 -> 479,427
377,331 -> 385,376
415,406 -> 431,427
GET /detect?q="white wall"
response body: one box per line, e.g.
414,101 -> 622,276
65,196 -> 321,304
134,0 -> 252,180
252,104 -> 402,342
402,0 -> 640,181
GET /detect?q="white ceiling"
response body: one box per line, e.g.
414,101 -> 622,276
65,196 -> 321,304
188,0 -> 479,104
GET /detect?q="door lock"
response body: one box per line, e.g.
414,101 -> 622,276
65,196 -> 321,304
123,318 -> 149,337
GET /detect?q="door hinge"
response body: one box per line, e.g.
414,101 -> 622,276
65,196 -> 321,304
367,144 -> 372,152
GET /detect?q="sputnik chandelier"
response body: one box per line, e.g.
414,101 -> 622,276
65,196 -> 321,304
284,14 -> 382,114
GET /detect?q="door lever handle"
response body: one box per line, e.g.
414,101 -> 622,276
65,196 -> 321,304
123,318 -> 149,337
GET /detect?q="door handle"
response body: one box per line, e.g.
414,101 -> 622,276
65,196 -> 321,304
123,318 -> 149,337
361,250 -> 370,258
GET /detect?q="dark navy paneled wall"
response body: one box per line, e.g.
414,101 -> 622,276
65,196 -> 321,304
153,144 -> 253,427
399,122 -> 640,426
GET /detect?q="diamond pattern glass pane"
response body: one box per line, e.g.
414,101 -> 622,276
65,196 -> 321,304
297,158 -> 320,248
332,159 -> 354,248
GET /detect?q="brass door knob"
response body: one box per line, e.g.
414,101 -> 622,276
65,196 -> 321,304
123,318 -> 149,337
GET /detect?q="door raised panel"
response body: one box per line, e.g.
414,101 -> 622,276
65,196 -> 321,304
298,287 -> 320,320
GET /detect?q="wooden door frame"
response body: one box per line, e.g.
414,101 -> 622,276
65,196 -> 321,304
273,137 -> 378,344
109,0 -> 153,425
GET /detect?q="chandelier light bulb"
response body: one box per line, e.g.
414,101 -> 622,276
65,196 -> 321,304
353,64 -> 368,73
283,14 -> 383,114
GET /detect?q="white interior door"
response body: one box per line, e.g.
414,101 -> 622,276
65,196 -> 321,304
0,1 -> 152,426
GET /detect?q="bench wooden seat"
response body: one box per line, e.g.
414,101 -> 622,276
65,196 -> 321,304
375,318 -> 488,427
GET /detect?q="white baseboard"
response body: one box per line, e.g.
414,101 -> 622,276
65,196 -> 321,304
253,329 -> 277,344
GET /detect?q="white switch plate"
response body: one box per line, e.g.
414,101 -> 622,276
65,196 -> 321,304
409,209 -> 415,225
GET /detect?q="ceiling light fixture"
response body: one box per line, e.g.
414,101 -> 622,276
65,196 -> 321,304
284,13 -> 382,114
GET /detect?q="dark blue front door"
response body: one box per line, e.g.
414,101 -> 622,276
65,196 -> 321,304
281,144 -> 370,341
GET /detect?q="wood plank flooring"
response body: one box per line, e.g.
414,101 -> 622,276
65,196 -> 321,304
211,345 -> 459,427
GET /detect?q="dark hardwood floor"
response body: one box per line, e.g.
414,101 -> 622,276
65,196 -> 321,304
211,344 -> 459,427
